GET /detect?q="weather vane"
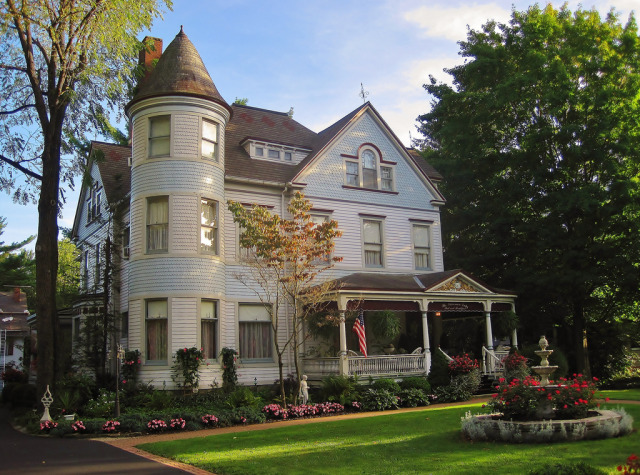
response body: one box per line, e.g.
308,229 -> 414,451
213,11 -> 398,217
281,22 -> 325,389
359,83 -> 369,103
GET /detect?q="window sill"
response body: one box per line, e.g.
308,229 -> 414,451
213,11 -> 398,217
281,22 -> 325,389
342,185 -> 398,195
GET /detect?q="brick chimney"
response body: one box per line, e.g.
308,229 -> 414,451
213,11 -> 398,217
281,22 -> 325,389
13,287 -> 20,303
139,36 -> 163,86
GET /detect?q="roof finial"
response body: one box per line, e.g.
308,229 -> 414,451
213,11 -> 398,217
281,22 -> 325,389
179,25 -> 185,35
288,107 -> 294,118
359,83 -> 369,104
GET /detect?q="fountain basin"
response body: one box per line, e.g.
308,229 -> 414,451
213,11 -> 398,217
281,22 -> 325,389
461,409 -> 631,443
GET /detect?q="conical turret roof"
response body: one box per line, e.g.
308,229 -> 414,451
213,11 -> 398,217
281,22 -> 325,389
127,27 -> 230,113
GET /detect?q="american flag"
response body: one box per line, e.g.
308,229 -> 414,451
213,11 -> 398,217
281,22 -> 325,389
352,310 -> 367,357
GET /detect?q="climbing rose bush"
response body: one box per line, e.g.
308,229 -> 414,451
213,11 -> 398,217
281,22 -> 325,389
448,354 -> 479,375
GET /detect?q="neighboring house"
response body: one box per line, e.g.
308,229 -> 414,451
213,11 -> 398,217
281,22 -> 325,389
71,28 -> 517,388
0,288 -> 30,386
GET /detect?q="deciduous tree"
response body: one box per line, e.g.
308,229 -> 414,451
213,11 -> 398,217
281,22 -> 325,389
0,0 -> 171,397
228,192 -> 342,405
417,5 -> 640,375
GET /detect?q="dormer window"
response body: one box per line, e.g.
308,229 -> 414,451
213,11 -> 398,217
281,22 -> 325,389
343,145 -> 396,192
241,138 -> 311,165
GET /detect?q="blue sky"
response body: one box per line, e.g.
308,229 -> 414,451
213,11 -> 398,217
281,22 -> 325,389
1,0 -> 636,249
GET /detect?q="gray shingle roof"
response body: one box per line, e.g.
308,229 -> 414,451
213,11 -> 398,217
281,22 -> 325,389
127,28 -> 230,114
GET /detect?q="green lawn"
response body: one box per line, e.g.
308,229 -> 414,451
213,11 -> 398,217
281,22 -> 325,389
598,388 -> 640,401
139,403 -> 640,475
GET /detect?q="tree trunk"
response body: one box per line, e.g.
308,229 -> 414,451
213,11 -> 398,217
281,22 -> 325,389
573,300 -> 591,377
35,115 -> 64,402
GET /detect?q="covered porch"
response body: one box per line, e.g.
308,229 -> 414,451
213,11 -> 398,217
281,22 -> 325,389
303,270 -> 517,381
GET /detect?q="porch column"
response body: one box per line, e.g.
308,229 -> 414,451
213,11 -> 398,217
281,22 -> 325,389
421,311 -> 431,375
485,311 -> 494,350
511,328 -> 519,349
338,311 -> 348,376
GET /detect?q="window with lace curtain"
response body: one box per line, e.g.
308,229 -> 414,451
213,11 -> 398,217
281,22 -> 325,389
238,303 -> 273,361
412,224 -> 431,270
201,300 -> 218,360
362,218 -> 384,267
147,196 -> 168,253
146,299 -> 168,363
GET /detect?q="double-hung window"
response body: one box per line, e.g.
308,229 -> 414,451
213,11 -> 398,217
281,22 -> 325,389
413,224 -> 431,270
310,214 -> 331,263
95,243 -> 101,284
146,299 -> 168,363
149,115 -> 170,157
238,304 -> 272,360
201,300 -> 218,360
201,199 -> 218,254
363,219 -> 384,267
381,166 -> 393,191
83,250 -> 89,289
147,196 -> 169,253
362,150 -> 378,189
202,119 -> 218,161
346,161 -> 359,186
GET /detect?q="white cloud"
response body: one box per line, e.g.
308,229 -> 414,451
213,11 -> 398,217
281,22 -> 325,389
403,3 -> 511,41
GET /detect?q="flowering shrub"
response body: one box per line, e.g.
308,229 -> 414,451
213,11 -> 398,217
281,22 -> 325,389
102,420 -> 120,433
40,420 -> 58,432
448,354 -> 479,375
350,401 -> 362,412
147,419 -> 167,432
488,376 -> 542,420
502,352 -> 529,381
173,347 -> 205,390
488,374 -> 599,420
169,418 -> 186,430
1,364 -> 27,383
262,403 -> 289,420
551,375 -> 597,419
71,420 -> 86,432
201,414 -> 219,427
122,349 -> 141,386
618,454 -> 639,474
220,347 -> 238,391
262,402 -> 344,420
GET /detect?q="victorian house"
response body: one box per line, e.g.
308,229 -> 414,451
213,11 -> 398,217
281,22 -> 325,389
71,29 -> 517,388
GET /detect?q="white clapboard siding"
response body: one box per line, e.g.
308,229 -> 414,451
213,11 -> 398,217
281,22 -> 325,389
171,297 -> 198,350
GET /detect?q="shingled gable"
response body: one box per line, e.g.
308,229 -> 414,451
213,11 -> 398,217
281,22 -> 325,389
70,141 -> 131,239
126,27 -> 230,115
289,102 -> 445,204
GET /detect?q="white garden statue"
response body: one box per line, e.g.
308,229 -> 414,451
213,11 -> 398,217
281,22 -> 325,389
299,375 -> 309,404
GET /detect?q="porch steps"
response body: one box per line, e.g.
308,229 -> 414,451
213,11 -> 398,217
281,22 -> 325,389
477,374 -> 499,395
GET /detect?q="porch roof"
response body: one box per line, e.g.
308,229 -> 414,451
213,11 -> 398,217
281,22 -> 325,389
328,269 -> 515,295
319,269 -> 517,312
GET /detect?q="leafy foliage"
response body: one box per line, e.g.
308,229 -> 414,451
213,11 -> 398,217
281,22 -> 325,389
173,347 -> 205,391
228,192 -> 342,404
220,347 -> 238,391
417,4 -> 640,375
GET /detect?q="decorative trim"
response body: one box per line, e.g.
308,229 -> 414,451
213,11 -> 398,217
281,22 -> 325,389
358,213 -> 386,219
342,185 -> 398,195
340,153 -> 358,159
358,142 -> 397,165
409,218 -> 434,224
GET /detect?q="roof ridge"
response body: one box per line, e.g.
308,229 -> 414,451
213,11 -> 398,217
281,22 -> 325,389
232,103 -> 290,116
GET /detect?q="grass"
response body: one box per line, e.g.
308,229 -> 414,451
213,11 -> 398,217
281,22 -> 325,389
598,388 -> 640,401
139,403 -> 640,475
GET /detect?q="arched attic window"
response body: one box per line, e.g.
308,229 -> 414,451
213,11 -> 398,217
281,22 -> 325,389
343,144 -> 395,192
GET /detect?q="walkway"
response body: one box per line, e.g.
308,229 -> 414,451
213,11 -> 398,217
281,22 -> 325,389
0,407 -> 189,474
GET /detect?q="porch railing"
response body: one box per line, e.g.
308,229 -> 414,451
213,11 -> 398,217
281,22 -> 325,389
348,354 -> 425,377
303,354 -> 425,380
482,347 -> 509,376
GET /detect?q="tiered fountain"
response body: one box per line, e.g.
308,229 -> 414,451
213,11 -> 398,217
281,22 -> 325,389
461,336 -> 633,443
531,335 -> 557,386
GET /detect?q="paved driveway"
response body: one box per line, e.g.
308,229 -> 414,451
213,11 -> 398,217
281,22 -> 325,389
0,408 -> 190,474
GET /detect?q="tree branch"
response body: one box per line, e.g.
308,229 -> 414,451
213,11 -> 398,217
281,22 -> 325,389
0,153 -> 43,180
0,103 -> 36,116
